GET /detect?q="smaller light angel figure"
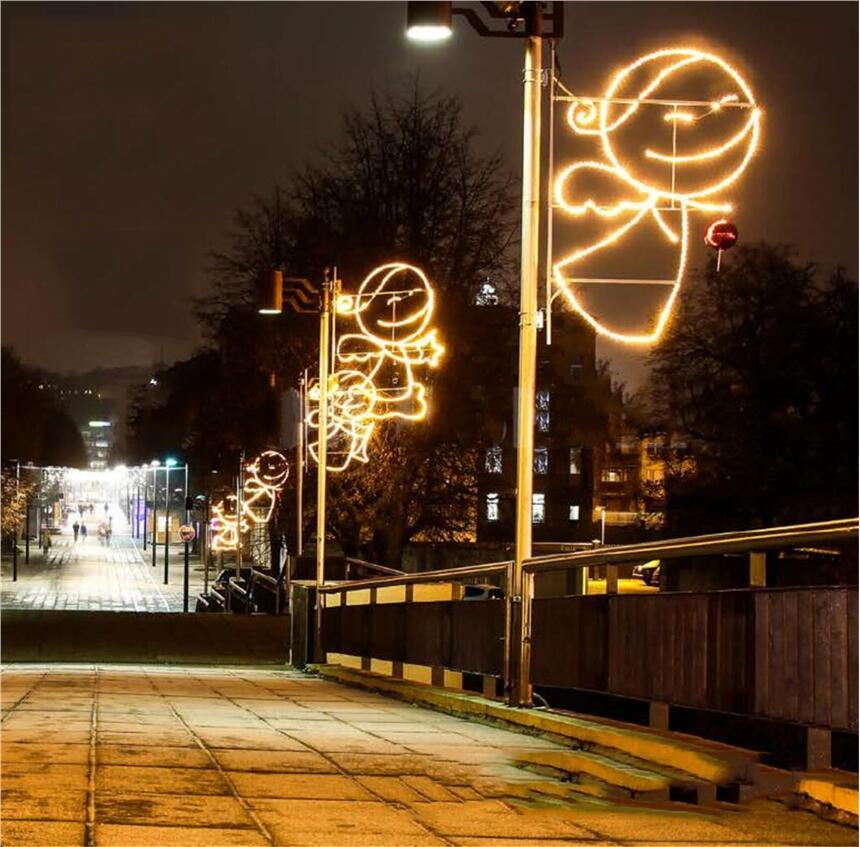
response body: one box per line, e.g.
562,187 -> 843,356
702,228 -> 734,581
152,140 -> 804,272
210,495 -> 245,552
553,47 -> 761,344
308,263 -> 444,472
242,449 -> 289,524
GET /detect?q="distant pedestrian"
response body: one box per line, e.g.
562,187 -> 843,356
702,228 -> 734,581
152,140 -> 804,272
80,523 -> 88,540
105,527 -> 112,546
72,521 -> 80,542
89,503 -> 94,515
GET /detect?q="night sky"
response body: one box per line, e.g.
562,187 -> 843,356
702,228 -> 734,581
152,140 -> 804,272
3,2 -> 857,388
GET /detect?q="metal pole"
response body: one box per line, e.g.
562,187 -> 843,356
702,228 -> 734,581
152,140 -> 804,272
314,271 -> 333,662
143,468 -> 149,551
236,452 -> 244,579
183,466 -> 190,613
24,483 -> 31,564
511,9 -> 542,708
151,471 -> 158,568
296,377 -> 304,559
135,478 -> 140,538
163,465 -> 170,583
203,496 -> 211,596
13,460 -> 20,581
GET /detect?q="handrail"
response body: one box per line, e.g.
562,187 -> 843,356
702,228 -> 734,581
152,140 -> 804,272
250,569 -> 279,588
319,560 -> 513,594
345,557 -> 406,577
523,518 -> 859,573
228,577 -> 248,597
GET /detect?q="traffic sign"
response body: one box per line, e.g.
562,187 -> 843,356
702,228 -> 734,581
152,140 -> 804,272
179,524 -> 196,543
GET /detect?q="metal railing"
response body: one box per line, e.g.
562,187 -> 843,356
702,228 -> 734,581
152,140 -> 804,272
317,518 -> 858,708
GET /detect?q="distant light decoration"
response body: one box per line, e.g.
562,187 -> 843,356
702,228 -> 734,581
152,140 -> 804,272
552,47 -> 762,345
209,449 -> 289,551
307,263 -> 444,472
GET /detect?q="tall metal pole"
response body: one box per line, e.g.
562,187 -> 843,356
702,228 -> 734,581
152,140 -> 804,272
151,470 -> 158,568
511,6 -> 542,707
183,465 -> 190,613
314,272 -> 333,662
163,465 -> 171,583
24,482 -> 31,564
13,460 -> 20,581
143,468 -> 149,551
236,451 -> 244,579
296,377 -> 304,560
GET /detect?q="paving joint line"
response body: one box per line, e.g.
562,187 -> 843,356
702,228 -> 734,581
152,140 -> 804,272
85,666 -> 99,847
219,671 -> 458,847
163,694 -> 277,846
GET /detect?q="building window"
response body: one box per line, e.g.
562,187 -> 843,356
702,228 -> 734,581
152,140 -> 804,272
570,356 -> 583,378
601,467 -> 631,483
534,447 -> 548,475
486,493 -> 500,522
536,390 -> 550,411
569,447 -> 581,475
484,447 -> 502,474
569,504 -> 580,522
475,280 -> 498,306
532,493 -> 545,524
536,411 -> 550,432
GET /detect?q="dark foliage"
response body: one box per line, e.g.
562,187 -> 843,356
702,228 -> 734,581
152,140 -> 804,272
646,244 -> 858,532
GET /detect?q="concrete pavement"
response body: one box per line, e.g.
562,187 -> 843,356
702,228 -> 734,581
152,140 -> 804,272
2,664 -> 855,846
1,531 -> 207,613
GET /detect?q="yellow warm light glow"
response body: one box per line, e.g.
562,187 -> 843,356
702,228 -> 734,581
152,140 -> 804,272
553,46 -> 762,345
210,450 -> 289,550
307,262 -> 444,472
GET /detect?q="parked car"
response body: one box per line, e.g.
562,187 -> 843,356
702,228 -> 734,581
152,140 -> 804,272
632,559 -> 661,586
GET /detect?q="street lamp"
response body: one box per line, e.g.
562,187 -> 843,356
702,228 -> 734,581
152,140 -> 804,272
405,0 -> 563,707
406,1 -> 453,41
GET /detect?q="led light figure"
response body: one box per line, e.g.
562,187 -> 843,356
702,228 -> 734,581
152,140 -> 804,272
553,47 -> 762,344
210,495 -> 245,552
242,449 -> 289,523
307,263 -> 444,472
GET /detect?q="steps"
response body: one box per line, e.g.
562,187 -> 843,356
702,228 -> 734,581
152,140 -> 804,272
315,663 -> 859,823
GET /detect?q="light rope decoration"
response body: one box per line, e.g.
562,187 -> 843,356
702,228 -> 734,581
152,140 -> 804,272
552,47 -> 762,344
307,262 -> 445,472
210,449 -> 289,551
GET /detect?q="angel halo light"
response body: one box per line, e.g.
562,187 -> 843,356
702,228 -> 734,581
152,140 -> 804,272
209,449 -> 289,552
552,47 -> 762,345
307,262 -> 444,473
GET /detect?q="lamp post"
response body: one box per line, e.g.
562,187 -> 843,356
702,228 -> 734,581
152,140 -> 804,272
163,457 -> 179,584
406,0 -> 562,707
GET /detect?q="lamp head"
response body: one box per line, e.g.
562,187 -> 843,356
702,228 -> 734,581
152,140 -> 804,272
406,1 -> 453,41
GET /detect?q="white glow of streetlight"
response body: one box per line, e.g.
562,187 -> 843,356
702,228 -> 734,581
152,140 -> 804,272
407,24 -> 452,42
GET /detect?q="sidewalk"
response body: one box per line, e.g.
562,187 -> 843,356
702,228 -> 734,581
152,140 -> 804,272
1,532 -> 208,613
2,664 -> 855,846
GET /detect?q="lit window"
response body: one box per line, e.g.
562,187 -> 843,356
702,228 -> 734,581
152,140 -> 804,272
534,447 -> 548,475
484,447 -> 502,474
536,411 -> 550,432
532,493 -> 545,524
475,280 -> 499,306
536,390 -> 550,411
601,468 -> 628,483
569,504 -> 580,521
569,447 -> 581,475
486,493 -> 499,522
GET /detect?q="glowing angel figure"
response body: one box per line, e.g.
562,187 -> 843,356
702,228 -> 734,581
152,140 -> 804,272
210,495 -> 246,552
308,263 -> 445,472
553,47 -> 762,344
241,450 -> 289,524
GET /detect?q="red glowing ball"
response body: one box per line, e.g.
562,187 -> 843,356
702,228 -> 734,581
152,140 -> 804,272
704,219 -> 739,251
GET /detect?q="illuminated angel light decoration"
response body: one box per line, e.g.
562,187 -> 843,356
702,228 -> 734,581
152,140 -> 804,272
307,263 -> 444,472
552,47 -> 762,344
209,450 -> 289,551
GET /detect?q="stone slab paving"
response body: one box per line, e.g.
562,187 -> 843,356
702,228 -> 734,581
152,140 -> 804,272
1,532 -> 207,613
1,664 -> 857,847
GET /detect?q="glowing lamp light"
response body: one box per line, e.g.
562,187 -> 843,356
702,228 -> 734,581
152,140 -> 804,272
552,47 -> 762,345
164,457 -> 179,468
406,1 -> 453,42
307,262 -> 444,472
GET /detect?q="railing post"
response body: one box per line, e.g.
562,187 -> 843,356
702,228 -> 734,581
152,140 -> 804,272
605,564 -> 618,594
507,560 -> 534,708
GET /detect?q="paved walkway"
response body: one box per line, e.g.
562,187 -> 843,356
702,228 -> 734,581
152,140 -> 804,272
1,532 -> 207,613
1,665 -> 855,846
